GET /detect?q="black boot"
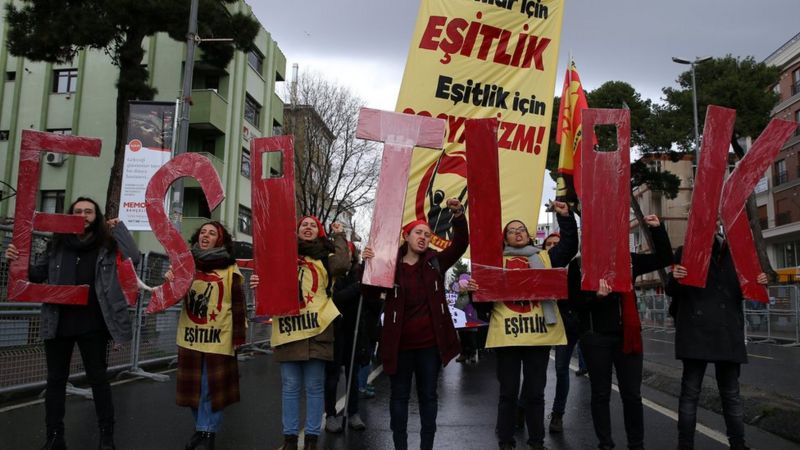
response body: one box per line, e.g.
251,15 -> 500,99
280,435 -> 299,450
40,430 -> 67,450
98,425 -> 115,450
303,434 -> 318,450
185,431 -> 203,450
195,432 -> 216,450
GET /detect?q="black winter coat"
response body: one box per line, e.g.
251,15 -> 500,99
568,224 -> 673,337
666,241 -> 748,364
331,261 -> 381,366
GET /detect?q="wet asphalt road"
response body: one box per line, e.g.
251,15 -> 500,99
0,345 -> 796,450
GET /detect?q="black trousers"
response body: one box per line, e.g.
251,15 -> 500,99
324,359 -> 359,417
495,345 -> 550,446
44,331 -> 114,434
580,332 -> 644,450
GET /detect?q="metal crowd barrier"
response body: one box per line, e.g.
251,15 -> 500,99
637,289 -> 800,346
0,232 -> 272,397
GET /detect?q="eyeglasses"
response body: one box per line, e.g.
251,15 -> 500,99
506,227 -> 527,235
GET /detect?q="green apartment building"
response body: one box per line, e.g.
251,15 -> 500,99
0,0 -> 286,253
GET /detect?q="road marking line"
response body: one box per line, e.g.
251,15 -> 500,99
747,353 -> 774,360
646,337 -> 675,344
550,355 -> 729,446
0,368 -> 177,414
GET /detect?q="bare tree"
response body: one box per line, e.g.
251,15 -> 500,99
282,71 -> 379,228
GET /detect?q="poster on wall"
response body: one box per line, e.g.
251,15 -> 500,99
118,101 -> 177,230
397,0 -> 565,250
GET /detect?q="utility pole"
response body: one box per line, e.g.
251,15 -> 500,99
170,0 -> 200,231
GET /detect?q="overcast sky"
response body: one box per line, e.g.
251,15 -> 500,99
254,0 -> 799,225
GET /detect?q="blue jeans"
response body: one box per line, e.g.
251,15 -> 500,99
192,361 -> 224,432
390,346 -> 441,450
358,363 -> 370,390
281,359 -> 326,437
678,359 -> 745,449
552,334 -> 579,415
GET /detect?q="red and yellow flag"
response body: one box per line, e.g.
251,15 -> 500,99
555,61 -> 589,203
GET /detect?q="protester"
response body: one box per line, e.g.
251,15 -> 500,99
274,217 -> 349,450
5,197 -> 139,450
362,198 -> 467,450
165,221 -> 257,450
324,242 -> 376,432
471,201 -> 578,450
668,234 -> 768,450
570,215 -> 673,450
544,231 -> 582,433
454,274 -> 479,364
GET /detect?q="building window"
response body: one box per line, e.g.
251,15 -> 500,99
52,69 -> 78,94
47,128 -> 72,135
793,69 -> 800,96
775,159 -> 787,185
6,71 -> 15,82
244,94 -> 261,128
40,190 -> 65,214
796,110 -> 800,136
201,138 -> 216,154
0,130 -> 9,141
773,83 -> 781,97
247,48 -> 264,75
238,205 -> 252,235
241,148 -> 251,178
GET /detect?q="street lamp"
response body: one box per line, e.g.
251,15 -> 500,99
671,56 -> 712,164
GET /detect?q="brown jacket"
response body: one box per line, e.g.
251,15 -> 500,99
273,232 -> 350,362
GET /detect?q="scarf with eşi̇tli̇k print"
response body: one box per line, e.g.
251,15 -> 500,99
486,250 -> 566,348
271,256 -> 340,347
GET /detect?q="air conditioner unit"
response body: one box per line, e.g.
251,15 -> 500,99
45,152 -> 65,166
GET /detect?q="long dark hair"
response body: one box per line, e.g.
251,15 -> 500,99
189,220 -> 234,255
53,196 -> 115,250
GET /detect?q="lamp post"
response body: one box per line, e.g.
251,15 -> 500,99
671,56 -> 712,164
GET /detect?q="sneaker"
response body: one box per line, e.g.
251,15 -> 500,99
548,412 -> 563,433
575,368 -> 588,377
456,354 -> 468,363
360,384 -> 375,399
325,415 -> 343,433
348,413 -> 366,430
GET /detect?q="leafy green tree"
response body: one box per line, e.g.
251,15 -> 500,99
660,55 -> 781,277
660,55 -> 780,154
6,0 -> 260,216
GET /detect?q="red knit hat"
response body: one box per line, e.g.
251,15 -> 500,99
297,215 -> 326,238
402,219 -> 430,237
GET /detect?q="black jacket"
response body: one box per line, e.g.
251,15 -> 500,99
666,241 -> 747,364
331,261 -> 381,366
569,224 -> 673,337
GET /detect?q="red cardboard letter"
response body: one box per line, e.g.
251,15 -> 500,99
8,130 -> 101,304
356,108 -> 446,288
465,118 -> 567,301
679,106 -> 736,287
144,153 -> 224,313
250,136 -> 299,316
580,109 -> 632,292
720,119 -> 797,302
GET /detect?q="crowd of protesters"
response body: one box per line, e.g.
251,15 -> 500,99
5,194 -> 765,450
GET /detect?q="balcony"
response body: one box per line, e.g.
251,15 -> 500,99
190,89 -> 228,133
271,93 -> 284,128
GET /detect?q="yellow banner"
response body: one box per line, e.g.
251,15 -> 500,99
271,257 -> 340,347
177,266 -> 241,356
397,0 -> 565,249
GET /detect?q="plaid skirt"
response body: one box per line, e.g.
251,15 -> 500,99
176,347 -> 240,411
